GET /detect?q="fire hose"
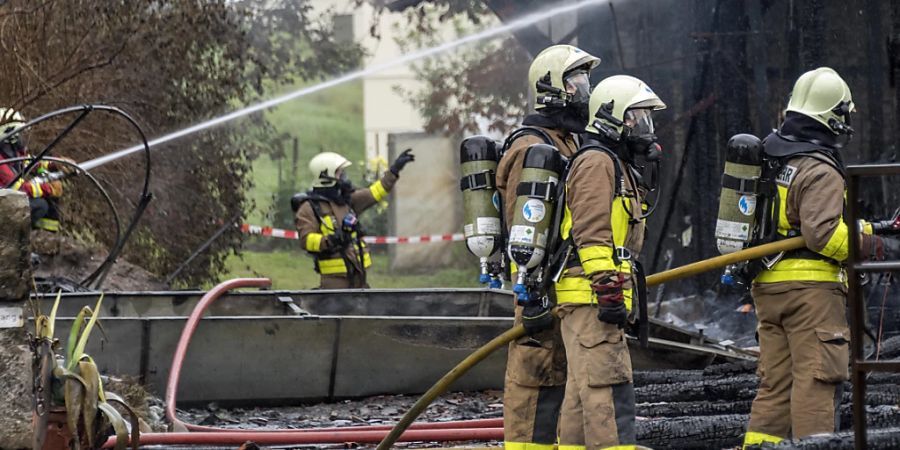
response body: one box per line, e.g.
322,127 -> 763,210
135,238 -> 805,448
374,237 -> 807,449
163,277 -> 504,434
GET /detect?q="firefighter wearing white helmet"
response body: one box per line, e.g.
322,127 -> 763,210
293,149 -> 414,288
0,108 -> 75,232
495,44 -> 599,450
554,75 -> 665,450
741,68 -> 900,447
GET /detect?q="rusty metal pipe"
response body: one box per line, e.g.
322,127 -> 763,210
102,428 -> 503,448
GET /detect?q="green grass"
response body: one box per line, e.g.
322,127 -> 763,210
246,80 -> 367,224
225,249 -> 481,289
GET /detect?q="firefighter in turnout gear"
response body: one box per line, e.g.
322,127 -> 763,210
495,44 -> 599,450
742,67 -> 900,447
556,75 -> 665,450
294,150 -> 414,289
0,108 -> 73,232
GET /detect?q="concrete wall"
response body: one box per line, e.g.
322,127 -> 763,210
387,132 -> 463,271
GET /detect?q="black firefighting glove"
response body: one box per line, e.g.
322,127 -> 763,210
521,302 -> 553,336
390,149 -> 415,176
869,208 -> 900,234
593,273 -> 628,328
325,230 -> 350,250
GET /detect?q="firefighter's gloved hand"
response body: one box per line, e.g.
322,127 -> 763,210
870,209 -> 900,235
390,149 -> 415,176
46,180 -> 63,198
56,157 -> 79,176
325,231 -> 350,250
521,303 -> 553,336
593,273 -> 628,328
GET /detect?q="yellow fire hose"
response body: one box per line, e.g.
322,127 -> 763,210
375,237 -> 805,450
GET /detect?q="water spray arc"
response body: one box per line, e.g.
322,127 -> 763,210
80,0 -> 608,171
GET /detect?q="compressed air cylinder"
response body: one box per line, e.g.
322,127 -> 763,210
715,134 -> 763,254
459,136 -> 503,283
508,144 -> 565,278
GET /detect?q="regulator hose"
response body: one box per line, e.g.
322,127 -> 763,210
0,104 -> 152,290
375,236 -> 806,450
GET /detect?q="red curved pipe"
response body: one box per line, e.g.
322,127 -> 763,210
102,428 -> 503,448
165,278 -> 273,431
164,278 -> 504,436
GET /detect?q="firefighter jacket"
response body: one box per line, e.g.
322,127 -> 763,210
294,172 -> 397,275
0,150 -> 59,198
754,155 -> 869,284
496,117 -> 579,278
556,147 -> 644,311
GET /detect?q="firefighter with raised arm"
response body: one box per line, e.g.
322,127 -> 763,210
556,75 -> 665,450
0,108 -> 75,233
293,149 -> 414,289
494,44 -> 599,450
741,68 -> 900,447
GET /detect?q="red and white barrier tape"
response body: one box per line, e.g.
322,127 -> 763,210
240,224 -> 464,245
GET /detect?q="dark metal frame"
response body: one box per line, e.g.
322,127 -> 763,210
846,163 -> 900,450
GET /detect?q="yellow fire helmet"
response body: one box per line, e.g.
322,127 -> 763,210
309,152 -> 352,188
528,44 -> 600,111
786,67 -> 855,135
586,75 -> 666,141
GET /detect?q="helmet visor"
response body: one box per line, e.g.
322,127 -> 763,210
564,70 -> 591,105
625,108 -> 655,136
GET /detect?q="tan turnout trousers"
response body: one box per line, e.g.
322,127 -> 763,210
557,304 -> 635,450
746,281 -> 849,444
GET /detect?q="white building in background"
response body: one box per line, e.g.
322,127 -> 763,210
310,1 -> 429,162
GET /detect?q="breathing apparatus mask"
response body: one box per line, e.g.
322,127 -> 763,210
828,100 -> 854,149
622,108 -> 662,192
0,128 -> 25,158
536,68 -> 592,124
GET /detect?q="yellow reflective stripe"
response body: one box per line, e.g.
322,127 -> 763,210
320,215 -> 335,234
557,445 -> 585,450
12,179 -> 24,190
362,251 -> 372,268
755,258 -> 842,283
504,442 -> 556,450
819,220 -> 849,262
776,185 -> 790,236
317,257 -> 347,274
560,196 -> 573,240
305,233 -> 323,252
370,180 -> 389,202
578,245 -> 616,274
554,272 -> 632,311
31,181 -> 43,197
35,218 -> 60,232
611,195 -> 630,247
742,431 -> 784,449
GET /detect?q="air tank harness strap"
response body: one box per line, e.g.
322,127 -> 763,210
459,170 -> 495,191
516,180 -> 558,201
721,173 -> 760,194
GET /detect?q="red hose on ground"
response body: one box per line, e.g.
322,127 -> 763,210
163,278 -> 503,437
103,428 -> 504,448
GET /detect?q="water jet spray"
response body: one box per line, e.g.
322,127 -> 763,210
79,0 -> 608,171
